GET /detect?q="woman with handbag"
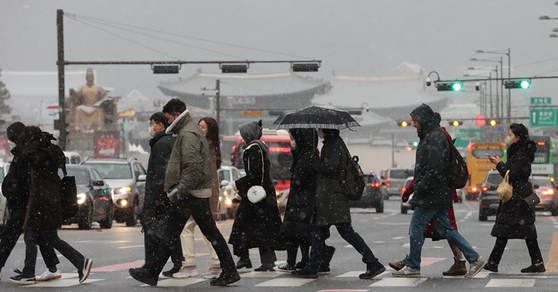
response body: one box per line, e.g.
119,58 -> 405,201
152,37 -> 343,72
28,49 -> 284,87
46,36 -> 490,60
486,123 -> 545,273
229,120 -> 283,271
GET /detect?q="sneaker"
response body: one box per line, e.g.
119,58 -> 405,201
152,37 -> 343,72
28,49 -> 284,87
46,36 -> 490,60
521,263 -> 546,273
37,269 -> 62,281
202,266 -> 222,279
392,266 -> 420,278
79,258 -> 93,283
465,256 -> 486,279
254,264 -> 275,272
210,271 -> 241,286
277,263 -> 296,272
9,274 -> 36,285
129,268 -> 157,286
174,265 -> 199,278
291,268 -> 318,279
360,263 -> 386,279
483,262 -> 498,273
388,255 -> 407,271
162,266 -> 181,278
442,257 -> 467,276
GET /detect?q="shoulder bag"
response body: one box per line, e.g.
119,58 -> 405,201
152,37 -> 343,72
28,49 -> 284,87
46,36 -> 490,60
497,170 -> 513,203
246,143 -> 266,204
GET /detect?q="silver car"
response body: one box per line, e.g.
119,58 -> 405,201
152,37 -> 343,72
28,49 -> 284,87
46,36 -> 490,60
383,168 -> 414,198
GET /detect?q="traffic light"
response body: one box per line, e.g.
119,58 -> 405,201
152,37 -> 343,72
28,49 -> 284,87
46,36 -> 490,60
412,141 -> 418,147
397,120 -> 411,127
436,81 -> 463,91
406,145 -> 413,152
449,120 -> 463,127
504,79 -> 531,89
488,119 -> 499,126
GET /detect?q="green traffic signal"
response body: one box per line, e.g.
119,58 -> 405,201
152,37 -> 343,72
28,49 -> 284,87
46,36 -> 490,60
504,79 -> 531,89
437,81 -> 463,91
520,80 -> 530,89
452,82 -> 463,91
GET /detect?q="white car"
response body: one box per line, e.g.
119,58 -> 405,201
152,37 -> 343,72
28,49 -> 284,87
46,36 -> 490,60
400,176 -> 414,214
217,166 -> 243,220
0,162 -> 11,226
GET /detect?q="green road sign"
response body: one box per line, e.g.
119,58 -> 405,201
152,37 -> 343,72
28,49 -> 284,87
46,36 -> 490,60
530,108 -> 558,127
530,97 -> 552,105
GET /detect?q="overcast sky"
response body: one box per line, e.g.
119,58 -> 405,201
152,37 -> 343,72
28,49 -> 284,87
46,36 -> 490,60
1,0 -> 557,109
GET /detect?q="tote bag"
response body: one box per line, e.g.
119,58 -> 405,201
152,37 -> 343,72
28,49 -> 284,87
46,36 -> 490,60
497,170 -> 513,203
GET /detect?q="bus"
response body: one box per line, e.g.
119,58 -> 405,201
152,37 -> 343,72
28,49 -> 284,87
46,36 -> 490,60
222,129 -> 293,213
465,142 -> 505,200
529,136 -> 555,180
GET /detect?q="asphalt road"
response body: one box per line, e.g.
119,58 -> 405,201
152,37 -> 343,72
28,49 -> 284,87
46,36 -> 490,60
2,198 -> 557,291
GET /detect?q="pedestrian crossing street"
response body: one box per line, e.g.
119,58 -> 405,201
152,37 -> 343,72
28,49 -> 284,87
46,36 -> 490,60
23,270 -> 557,288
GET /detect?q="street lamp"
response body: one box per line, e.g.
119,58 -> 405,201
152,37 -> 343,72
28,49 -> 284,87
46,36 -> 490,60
551,33 -> 558,38
463,73 -> 490,116
476,49 -> 511,123
468,66 -> 500,119
470,57 -> 504,120
539,15 -> 558,20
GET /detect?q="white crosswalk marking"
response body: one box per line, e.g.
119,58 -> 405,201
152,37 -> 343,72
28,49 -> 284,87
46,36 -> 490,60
240,271 -> 282,278
485,278 -> 535,287
151,277 -> 206,287
255,278 -> 315,287
30,273 -> 103,287
370,277 -> 427,287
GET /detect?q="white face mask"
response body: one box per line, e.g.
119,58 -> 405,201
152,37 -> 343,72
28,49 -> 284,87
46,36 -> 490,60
505,135 -> 515,145
148,125 -> 156,137
8,141 -> 15,148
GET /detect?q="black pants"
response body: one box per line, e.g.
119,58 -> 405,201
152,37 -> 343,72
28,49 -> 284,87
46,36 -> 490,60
307,223 -> 380,271
286,244 -> 309,266
488,237 -> 543,265
22,229 -> 84,277
147,196 -> 236,275
0,209 -> 59,270
142,208 -> 184,269
236,246 -> 277,266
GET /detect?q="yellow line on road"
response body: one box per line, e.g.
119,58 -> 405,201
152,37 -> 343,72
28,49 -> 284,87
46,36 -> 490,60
546,232 -> 558,272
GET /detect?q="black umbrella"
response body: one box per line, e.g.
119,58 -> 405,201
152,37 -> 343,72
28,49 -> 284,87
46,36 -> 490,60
273,106 -> 360,130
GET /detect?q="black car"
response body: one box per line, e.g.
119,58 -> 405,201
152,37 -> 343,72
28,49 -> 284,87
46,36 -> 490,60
63,165 -> 114,229
478,170 -> 503,221
349,173 -> 385,213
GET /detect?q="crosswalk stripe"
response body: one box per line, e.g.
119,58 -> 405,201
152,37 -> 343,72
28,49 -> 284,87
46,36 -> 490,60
149,277 -> 206,287
239,271 -> 283,278
255,278 -> 314,287
485,278 -> 535,287
370,277 -> 427,287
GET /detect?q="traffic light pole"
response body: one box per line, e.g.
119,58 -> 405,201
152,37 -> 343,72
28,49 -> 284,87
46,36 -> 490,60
57,9 -> 67,150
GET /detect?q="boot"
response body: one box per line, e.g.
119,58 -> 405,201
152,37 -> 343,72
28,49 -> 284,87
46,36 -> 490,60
442,257 -> 467,276
318,246 -> 336,274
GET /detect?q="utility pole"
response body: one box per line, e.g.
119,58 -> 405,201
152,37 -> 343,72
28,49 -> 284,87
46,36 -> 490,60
391,133 -> 395,167
56,9 -> 67,150
215,79 -> 220,126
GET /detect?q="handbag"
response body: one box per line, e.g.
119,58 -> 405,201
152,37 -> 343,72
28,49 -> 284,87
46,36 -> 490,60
497,170 -> 513,203
246,143 -> 267,204
521,192 -> 541,211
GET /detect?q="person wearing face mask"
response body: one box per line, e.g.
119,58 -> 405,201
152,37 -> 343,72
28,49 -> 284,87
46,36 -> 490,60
138,112 -> 184,277
485,123 -> 545,273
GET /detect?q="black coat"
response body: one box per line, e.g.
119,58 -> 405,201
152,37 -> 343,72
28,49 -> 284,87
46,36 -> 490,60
281,128 -> 318,243
315,132 -> 351,226
143,131 -> 175,218
410,104 -> 453,209
491,140 -> 538,239
2,147 -> 29,212
230,140 -> 283,251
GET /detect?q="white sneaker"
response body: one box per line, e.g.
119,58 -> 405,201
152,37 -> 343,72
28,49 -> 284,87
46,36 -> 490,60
465,256 -> 486,278
202,266 -> 222,279
173,265 -> 199,278
392,266 -> 420,278
37,269 -> 62,281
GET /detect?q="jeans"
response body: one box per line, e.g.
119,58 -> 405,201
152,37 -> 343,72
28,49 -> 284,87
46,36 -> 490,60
488,237 -> 543,265
407,207 -> 479,270
307,223 -> 380,271
148,196 -> 236,275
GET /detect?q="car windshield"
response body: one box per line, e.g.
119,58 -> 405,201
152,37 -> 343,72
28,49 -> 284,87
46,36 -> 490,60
486,173 -> 504,186
66,169 -> 89,185
85,163 -> 132,179
0,168 -> 4,184
389,169 -> 412,179
220,170 -> 231,182
532,177 -> 553,187
364,175 -> 378,183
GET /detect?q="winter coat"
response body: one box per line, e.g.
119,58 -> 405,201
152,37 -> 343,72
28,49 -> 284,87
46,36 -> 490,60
21,137 -> 62,230
410,104 -> 453,209
281,128 -> 318,243
2,147 -> 29,213
315,131 -> 351,226
164,111 -> 214,198
230,121 -> 283,251
144,131 -> 175,218
491,139 -> 538,239
207,142 -> 220,218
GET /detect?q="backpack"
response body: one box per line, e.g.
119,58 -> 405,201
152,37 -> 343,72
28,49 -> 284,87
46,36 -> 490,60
340,143 -> 365,201
447,138 -> 468,189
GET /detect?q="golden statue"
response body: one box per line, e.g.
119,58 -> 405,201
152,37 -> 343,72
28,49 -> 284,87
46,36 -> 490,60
67,68 -> 117,132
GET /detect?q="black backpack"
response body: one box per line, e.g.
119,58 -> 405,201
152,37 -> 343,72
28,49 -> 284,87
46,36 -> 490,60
447,138 -> 468,189
340,143 -> 365,201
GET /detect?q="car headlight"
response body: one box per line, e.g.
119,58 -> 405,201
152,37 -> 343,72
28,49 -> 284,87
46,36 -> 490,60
225,198 -> 232,206
77,193 -> 87,205
113,186 -> 132,194
118,199 -> 129,207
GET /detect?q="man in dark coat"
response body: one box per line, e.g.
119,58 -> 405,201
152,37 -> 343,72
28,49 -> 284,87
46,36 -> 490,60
0,122 -> 60,282
293,129 -> 384,279
229,120 -> 283,271
392,103 -> 485,278
139,112 -> 184,276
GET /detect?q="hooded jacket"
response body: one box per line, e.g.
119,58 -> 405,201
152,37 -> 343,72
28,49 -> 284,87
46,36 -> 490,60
164,110 -> 214,198
144,130 -> 175,217
410,103 -> 453,208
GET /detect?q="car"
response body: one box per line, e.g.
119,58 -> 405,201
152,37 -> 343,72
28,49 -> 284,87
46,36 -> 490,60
382,168 -> 414,198
62,165 -> 114,229
400,176 -> 414,214
478,170 -> 504,221
81,158 -> 146,226
64,151 -> 82,165
0,162 -> 10,226
532,176 -> 558,216
349,172 -> 385,213
217,166 -> 243,220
